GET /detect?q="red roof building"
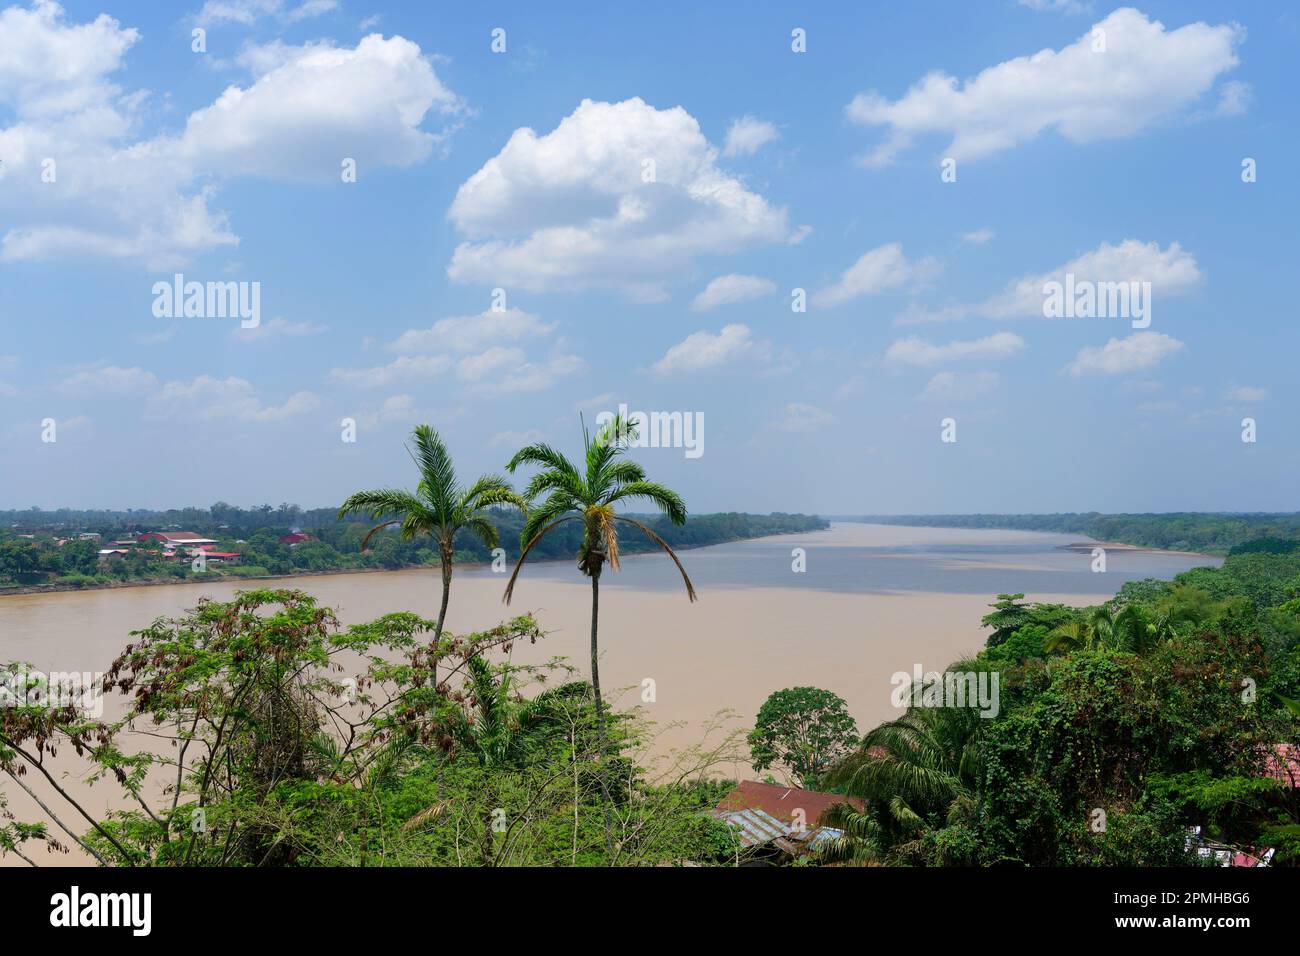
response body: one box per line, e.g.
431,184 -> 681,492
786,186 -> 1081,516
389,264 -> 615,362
1262,743 -> 1299,788
716,780 -> 863,827
279,533 -> 316,545
138,532 -> 217,545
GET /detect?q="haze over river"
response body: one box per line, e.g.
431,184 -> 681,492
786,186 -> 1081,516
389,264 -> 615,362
0,522 -> 1218,865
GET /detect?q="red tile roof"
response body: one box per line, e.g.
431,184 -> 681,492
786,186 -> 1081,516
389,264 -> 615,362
1262,744 -> 1299,788
716,780 -> 863,827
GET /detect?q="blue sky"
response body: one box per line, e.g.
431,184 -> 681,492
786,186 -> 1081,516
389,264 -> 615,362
0,0 -> 1295,514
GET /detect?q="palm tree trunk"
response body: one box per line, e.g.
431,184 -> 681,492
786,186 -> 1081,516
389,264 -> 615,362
435,565 -> 451,652
433,545 -> 454,804
434,541 -> 453,685
590,569 -> 615,860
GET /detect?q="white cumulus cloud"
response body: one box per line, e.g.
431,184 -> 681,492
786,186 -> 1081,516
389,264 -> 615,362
446,98 -> 794,299
1064,331 -> 1185,376
815,243 -> 939,307
886,332 -> 1025,367
329,354 -> 452,388
921,370 -> 1000,401
847,8 -> 1242,165
388,308 -> 555,353
652,324 -> 764,375
0,5 -> 461,266
146,375 -> 319,422
983,239 -> 1202,318
722,115 -> 778,156
59,364 -> 157,395
691,274 -> 777,311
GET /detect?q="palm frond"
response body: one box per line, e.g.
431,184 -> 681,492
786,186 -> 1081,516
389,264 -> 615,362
506,442 -> 579,479
607,480 -> 688,524
593,505 -> 621,571
613,516 -> 697,601
503,513 -> 581,604
461,476 -> 526,515
586,413 -> 637,493
407,425 -> 459,520
602,458 -> 646,490
337,488 -> 427,523
522,468 -> 588,503
361,519 -> 400,551
519,493 -> 579,550
461,514 -> 499,551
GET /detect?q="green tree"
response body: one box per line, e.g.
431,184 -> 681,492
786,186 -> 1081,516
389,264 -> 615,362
0,540 -> 43,584
747,687 -> 858,788
503,414 -> 697,856
829,664 -> 991,864
338,424 -> 527,669
981,594 -> 1072,649
56,540 -> 99,577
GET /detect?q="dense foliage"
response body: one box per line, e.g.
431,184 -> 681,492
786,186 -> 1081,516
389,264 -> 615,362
825,551 -> 1300,866
0,590 -> 745,867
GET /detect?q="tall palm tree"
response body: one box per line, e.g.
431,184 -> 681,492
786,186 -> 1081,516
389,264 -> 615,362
502,414 -> 697,855
338,425 -> 527,672
827,667 -> 989,864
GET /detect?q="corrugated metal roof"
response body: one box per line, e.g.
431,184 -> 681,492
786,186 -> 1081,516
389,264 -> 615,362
715,807 -> 789,847
716,780 -> 863,826
806,826 -> 844,849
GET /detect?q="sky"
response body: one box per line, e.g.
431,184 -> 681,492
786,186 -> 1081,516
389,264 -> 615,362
0,0 -> 1295,515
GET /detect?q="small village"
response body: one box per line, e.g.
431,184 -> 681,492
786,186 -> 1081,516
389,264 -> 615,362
89,530 -> 316,566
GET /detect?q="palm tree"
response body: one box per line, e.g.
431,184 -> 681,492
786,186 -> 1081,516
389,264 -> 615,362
1045,603 -> 1180,655
827,668 -> 988,864
338,425 -> 527,674
441,656 -> 602,865
502,414 -> 697,855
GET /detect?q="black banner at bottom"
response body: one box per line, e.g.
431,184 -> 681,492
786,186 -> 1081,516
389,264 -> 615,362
5,865 -> 1290,942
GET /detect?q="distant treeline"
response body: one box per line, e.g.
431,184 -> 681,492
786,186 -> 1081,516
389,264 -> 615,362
838,512 -> 1300,555
0,508 -> 827,589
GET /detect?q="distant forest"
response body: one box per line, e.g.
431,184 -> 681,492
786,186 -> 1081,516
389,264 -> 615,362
841,513 -> 1300,555
0,506 -> 827,589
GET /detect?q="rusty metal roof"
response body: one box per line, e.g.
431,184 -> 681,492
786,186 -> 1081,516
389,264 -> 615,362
714,807 -> 788,847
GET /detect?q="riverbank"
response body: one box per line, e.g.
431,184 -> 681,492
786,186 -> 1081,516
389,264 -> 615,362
0,527 -> 824,597
1056,540 -> 1217,559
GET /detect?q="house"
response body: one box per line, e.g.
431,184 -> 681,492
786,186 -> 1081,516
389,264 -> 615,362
279,533 -> 316,545
1262,743 -> 1299,788
716,780 -> 863,828
713,781 -> 864,862
1184,745 -> 1300,867
195,549 -> 242,566
137,532 -> 218,546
